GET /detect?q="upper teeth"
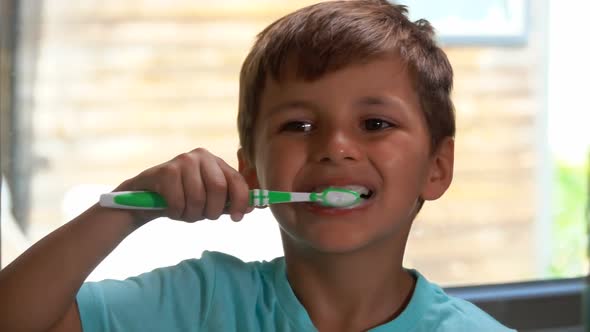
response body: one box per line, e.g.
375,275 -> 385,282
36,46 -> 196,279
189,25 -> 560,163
314,185 -> 370,195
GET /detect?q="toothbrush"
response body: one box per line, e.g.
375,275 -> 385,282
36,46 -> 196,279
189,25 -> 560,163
99,187 -> 362,210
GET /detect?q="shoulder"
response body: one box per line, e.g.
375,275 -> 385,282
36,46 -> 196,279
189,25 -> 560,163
435,297 -> 515,331
148,251 -> 278,278
191,251 -> 285,303
198,250 -> 282,279
76,251 -> 284,331
78,251 -> 277,303
412,270 -> 516,332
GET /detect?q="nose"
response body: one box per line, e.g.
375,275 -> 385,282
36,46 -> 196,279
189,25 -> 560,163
311,128 -> 362,163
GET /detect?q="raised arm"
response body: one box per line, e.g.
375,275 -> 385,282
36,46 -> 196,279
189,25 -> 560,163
0,148 -> 252,331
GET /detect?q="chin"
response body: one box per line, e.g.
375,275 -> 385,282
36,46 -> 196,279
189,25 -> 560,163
307,242 -> 371,255
275,208 -> 407,256
283,227 -> 383,255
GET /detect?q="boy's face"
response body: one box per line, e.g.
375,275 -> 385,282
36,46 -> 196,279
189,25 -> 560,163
239,56 -> 453,254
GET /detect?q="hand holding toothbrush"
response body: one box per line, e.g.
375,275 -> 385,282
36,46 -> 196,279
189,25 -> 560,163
109,148 -> 253,224
102,148 -> 363,220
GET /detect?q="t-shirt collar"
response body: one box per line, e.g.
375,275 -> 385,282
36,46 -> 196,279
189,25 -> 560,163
272,258 -> 432,331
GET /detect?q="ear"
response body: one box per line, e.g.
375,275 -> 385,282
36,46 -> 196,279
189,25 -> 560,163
421,137 -> 454,201
237,148 -> 260,189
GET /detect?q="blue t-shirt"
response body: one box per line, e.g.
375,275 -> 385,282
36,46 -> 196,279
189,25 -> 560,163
77,251 -> 515,331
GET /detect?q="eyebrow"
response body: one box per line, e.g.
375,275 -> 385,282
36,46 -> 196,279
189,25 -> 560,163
266,100 -> 318,117
266,95 -> 410,117
355,95 -> 408,112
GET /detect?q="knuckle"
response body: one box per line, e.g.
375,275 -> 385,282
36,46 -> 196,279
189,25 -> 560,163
175,152 -> 195,163
229,171 -> 245,184
208,178 -> 227,193
192,147 -> 209,156
234,188 -> 251,210
160,163 -> 180,178
158,169 -> 181,186
228,195 -> 246,212
192,196 -> 206,208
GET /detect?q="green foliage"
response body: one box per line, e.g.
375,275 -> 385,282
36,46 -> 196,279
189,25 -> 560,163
549,161 -> 588,277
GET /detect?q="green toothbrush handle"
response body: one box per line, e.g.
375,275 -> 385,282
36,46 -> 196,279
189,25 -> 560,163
100,191 -> 167,210
99,190 -> 307,210
248,189 -> 295,206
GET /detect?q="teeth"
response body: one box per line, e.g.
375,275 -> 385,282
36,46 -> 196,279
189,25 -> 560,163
314,185 -> 370,195
342,185 -> 370,195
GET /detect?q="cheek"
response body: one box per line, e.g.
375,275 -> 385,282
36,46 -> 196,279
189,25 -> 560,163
374,140 -> 430,180
256,139 -> 306,190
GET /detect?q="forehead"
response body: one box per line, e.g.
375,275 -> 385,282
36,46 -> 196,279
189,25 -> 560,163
259,55 -> 417,112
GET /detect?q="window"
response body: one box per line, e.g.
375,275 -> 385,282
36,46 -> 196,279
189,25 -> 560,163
1,1 -> 588,330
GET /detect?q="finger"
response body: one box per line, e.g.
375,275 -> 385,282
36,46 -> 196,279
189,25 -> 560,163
216,157 -> 250,222
200,153 -> 228,220
112,175 -> 165,223
157,163 -> 186,220
179,155 -> 206,222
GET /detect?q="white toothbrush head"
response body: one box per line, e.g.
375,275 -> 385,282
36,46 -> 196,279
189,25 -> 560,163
311,187 -> 362,207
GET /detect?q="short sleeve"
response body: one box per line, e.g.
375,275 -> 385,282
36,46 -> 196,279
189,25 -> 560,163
76,254 -> 217,332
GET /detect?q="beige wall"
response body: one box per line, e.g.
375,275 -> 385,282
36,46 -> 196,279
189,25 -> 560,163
26,0 -> 544,285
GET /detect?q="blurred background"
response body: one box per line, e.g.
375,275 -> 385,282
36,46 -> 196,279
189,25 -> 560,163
0,0 -> 588,296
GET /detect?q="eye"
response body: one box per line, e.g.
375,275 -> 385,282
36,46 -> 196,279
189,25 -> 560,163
363,118 -> 393,131
280,121 -> 313,133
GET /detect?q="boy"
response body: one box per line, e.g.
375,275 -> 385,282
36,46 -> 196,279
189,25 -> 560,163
0,1 -> 516,331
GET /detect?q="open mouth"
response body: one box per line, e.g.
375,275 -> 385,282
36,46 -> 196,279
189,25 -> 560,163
360,190 -> 374,200
312,184 -> 376,209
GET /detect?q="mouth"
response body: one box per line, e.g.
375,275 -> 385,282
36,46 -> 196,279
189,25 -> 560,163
311,184 -> 375,209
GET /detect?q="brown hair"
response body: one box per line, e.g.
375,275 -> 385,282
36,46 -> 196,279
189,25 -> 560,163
238,0 -> 455,165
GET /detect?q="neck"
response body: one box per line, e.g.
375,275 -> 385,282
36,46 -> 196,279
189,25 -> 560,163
281,228 -> 415,331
